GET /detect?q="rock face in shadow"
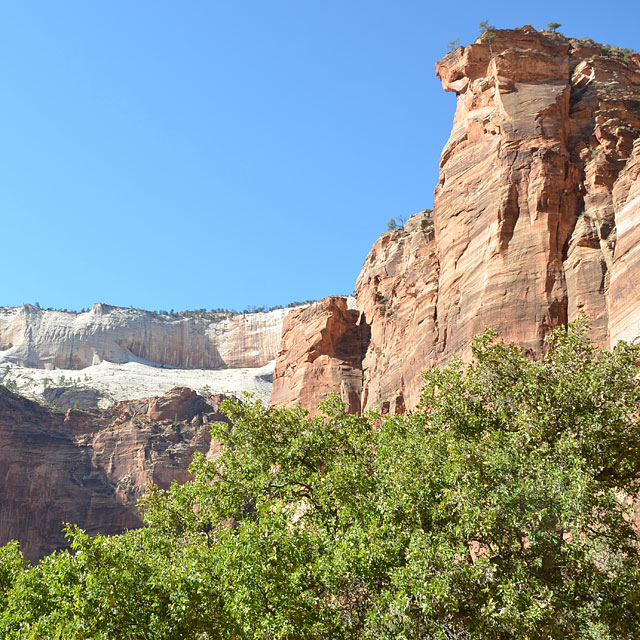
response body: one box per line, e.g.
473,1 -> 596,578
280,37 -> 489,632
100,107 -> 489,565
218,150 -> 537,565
0,386 -> 230,562
0,304 -> 290,370
272,27 -> 640,415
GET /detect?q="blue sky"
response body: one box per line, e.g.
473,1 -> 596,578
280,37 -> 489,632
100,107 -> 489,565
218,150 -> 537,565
1,1 -> 637,312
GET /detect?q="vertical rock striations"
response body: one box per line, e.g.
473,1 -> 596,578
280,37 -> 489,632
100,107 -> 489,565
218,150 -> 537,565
0,304 -> 291,370
272,26 -> 640,415
610,138 -> 640,345
355,211 -> 438,414
434,26 -> 640,355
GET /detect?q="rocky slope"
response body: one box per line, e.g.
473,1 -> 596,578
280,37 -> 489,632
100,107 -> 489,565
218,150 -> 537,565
272,26 -> 640,415
0,385 -> 229,562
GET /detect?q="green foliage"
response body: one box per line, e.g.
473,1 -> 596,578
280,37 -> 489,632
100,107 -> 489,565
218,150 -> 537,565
588,143 -> 603,159
546,22 -> 562,32
1,321 -> 640,638
478,20 -> 497,57
478,20 -> 496,34
0,378 -> 19,394
386,216 -> 406,232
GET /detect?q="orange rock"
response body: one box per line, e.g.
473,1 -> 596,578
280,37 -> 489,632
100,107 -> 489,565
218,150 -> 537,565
145,387 -> 210,422
272,26 -> 640,415
0,386 -> 230,562
610,138 -> 640,345
271,297 -> 368,416
356,211 -> 438,413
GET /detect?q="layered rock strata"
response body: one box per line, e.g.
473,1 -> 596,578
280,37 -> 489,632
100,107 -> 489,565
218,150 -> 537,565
0,304 -> 290,370
0,386 -> 229,562
610,137 -> 640,345
272,27 -> 640,415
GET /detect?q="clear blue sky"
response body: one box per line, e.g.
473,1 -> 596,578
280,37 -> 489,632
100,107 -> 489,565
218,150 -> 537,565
1,1 -> 637,312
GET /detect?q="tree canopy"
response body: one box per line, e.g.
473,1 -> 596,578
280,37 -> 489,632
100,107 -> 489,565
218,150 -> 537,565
1,320 -> 640,639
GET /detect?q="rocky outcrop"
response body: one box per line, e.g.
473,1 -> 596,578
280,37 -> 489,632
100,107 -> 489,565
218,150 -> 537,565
0,304 -> 290,371
272,27 -> 640,415
145,387 -> 211,422
271,297 -> 369,415
0,386 -> 230,562
356,211 -> 439,413
434,27 -> 640,357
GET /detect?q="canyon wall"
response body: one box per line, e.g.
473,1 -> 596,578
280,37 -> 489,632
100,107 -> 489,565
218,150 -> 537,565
272,26 -> 640,415
0,303 -> 290,371
0,385 -> 229,562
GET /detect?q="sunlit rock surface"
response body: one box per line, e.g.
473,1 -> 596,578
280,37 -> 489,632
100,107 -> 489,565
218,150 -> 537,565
273,27 -> 640,415
0,304 -> 289,370
0,305 -> 295,406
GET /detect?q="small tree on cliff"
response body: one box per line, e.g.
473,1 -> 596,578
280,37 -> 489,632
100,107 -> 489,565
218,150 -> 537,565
479,20 -> 497,57
547,21 -> 562,32
446,38 -> 460,52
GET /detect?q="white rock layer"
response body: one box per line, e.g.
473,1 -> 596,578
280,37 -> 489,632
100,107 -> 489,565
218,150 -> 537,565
0,304 -> 290,370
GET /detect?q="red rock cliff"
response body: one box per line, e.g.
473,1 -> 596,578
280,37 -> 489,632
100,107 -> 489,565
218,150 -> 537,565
272,26 -> 640,414
271,297 -> 369,415
0,386 -> 230,562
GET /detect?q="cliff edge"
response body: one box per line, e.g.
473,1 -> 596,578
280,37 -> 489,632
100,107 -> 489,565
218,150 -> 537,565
272,26 -> 640,415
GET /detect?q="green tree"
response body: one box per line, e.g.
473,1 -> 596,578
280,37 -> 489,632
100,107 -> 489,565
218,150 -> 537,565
386,218 -> 398,231
478,20 -> 494,32
1,320 -> 640,638
479,20 -> 497,57
446,38 -> 460,52
547,22 -> 562,32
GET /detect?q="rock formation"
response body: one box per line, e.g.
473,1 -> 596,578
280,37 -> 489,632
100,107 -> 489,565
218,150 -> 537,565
0,304 -> 290,370
272,26 -> 640,415
0,304 -> 299,407
271,297 -> 369,414
610,137 -> 640,345
0,385 -> 230,562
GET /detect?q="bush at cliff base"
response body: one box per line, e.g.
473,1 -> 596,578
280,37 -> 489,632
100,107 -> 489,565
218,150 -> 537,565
1,319 -> 640,639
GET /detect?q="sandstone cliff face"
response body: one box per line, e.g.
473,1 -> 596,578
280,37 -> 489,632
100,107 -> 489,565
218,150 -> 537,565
272,27 -> 640,415
271,297 -> 369,415
610,137 -> 640,345
435,27 -> 640,357
0,386 -> 229,562
0,304 -> 289,371
355,211 -> 438,414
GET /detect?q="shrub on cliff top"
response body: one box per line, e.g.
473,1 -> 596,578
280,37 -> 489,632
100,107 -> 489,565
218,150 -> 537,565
1,320 -> 640,638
